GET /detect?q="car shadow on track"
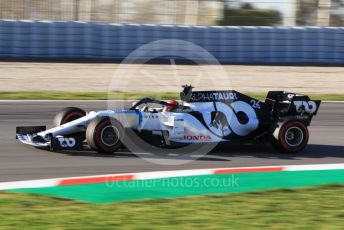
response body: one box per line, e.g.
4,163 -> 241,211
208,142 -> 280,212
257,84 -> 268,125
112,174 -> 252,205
209,143 -> 344,160
55,146 -> 232,161
57,150 -> 231,162
55,143 -> 344,162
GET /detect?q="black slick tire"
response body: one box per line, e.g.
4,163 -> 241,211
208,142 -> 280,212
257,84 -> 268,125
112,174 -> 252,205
86,117 -> 124,154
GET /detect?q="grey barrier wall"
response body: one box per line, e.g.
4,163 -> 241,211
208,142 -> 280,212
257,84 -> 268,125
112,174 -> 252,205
0,20 -> 343,64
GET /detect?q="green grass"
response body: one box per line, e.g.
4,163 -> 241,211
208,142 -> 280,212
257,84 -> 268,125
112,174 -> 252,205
1,184 -> 344,229
0,91 -> 343,101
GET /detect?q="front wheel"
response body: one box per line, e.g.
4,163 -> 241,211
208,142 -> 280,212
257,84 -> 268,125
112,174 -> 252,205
86,117 -> 124,154
270,120 -> 309,153
54,107 -> 86,126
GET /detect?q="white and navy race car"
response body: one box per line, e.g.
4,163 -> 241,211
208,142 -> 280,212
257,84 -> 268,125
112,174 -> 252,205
16,85 -> 321,154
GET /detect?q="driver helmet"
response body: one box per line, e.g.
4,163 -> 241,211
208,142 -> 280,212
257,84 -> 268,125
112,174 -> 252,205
164,100 -> 178,112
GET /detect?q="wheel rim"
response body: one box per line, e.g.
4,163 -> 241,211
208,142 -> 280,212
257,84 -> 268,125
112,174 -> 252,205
100,125 -> 119,147
284,126 -> 304,147
62,112 -> 84,124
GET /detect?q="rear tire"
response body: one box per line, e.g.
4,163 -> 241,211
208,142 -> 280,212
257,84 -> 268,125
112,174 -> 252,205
54,107 -> 86,126
86,117 -> 124,154
270,120 -> 309,153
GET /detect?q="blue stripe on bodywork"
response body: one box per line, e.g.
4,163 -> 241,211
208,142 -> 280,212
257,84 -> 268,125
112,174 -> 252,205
113,110 -> 137,114
135,110 -> 143,127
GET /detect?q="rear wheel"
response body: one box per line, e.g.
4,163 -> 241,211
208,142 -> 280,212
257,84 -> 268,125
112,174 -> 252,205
54,107 -> 86,126
86,117 -> 124,154
270,120 -> 309,153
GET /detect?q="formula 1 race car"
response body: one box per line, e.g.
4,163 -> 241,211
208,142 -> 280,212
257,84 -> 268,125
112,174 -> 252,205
16,85 -> 321,154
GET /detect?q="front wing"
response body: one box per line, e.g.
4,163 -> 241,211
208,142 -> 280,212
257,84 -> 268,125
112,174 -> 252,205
16,126 -> 84,150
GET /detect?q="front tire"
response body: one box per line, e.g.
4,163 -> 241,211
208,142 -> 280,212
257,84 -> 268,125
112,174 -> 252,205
86,117 -> 124,154
270,120 -> 309,153
54,107 -> 86,126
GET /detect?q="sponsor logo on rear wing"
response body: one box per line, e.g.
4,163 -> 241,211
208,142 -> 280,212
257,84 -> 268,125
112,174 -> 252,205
292,100 -> 321,115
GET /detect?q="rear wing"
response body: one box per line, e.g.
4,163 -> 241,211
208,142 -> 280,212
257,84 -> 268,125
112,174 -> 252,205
265,91 -> 321,117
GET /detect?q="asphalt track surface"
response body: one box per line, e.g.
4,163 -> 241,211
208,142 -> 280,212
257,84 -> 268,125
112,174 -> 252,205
0,101 -> 343,182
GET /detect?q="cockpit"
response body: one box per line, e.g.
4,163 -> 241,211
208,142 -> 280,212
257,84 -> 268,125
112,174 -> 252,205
129,85 -> 194,113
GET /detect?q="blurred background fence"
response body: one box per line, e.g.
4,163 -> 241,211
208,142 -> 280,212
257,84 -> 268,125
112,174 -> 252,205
0,1 -> 343,64
0,20 -> 343,64
0,0 -> 343,27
